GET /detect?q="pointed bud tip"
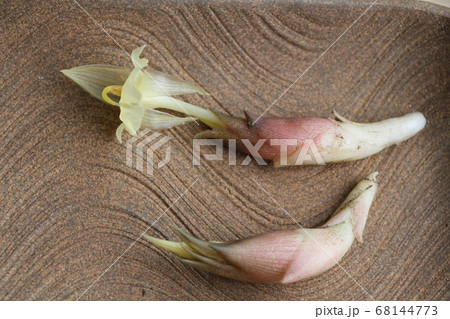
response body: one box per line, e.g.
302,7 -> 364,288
243,110 -> 259,127
367,171 -> 379,182
60,68 -> 76,79
142,234 -> 157,244
171,225 -> 183,233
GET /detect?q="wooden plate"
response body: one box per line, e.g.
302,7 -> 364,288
0,0 -> 448,300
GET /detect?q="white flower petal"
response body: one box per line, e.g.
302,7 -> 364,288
118,102 -> 145,137
141,109 -> 196,130
130,45 -> 149,69
116,123 -> 125,143
140,66 -> 209,97
127,46 -> 208,98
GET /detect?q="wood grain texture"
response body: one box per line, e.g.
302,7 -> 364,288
0,0 -> 449,300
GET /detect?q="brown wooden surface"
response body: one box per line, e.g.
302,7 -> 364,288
0,0 -> 449,300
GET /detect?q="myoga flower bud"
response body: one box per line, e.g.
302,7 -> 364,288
62,46 -> 425,160
144,172 -> 378,283
195,110 -> 426,167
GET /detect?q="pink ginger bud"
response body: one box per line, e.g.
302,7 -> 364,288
144,172 -> 378,283
195,110 -> 426,167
